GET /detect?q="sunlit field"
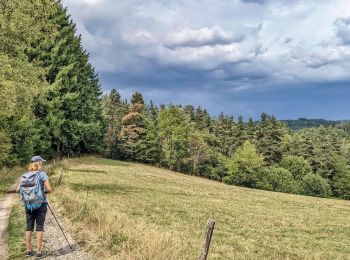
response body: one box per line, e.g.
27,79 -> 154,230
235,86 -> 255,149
49,157 -> 350,259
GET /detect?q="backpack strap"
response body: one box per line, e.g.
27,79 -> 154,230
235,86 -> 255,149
37,171 -> 43,181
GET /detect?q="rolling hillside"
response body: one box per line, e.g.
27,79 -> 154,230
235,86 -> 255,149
47,157 -> 350,259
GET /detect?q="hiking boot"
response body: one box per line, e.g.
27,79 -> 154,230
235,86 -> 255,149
25,251 -> 33,257
35,252 -> 43,258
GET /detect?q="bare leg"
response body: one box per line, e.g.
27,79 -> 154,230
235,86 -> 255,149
25,231 -> 32,252
36,231 -> 43,253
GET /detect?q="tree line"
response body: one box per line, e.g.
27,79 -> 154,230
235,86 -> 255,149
102,91 -> 350,200
1,0 -> 349,200
282,118 -> 348,131
0,0 -> 103,166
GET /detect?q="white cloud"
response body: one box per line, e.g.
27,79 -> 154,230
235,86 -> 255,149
62,0 -> 350,90
122,31 -> 158,46
165,26 -> 242,47
152,44 -> 249,70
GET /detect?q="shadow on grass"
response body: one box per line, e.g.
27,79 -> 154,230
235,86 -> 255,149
0,189 -> 8,194
70,183 -> 141,195
67,168 -> 108,174
70,157 -> 130,167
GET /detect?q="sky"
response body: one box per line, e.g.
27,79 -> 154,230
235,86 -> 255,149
62,0 -> 350,120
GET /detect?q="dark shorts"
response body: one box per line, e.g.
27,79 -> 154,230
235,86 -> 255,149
25,203 -> 47,232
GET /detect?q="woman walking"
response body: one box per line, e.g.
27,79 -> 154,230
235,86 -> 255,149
16,156 -> 52,258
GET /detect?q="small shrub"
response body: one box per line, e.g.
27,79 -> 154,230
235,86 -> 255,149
301,173 -> 331,198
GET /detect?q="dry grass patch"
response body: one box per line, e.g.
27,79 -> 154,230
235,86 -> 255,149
50,157 -> 350,259
51,186 -> 186,259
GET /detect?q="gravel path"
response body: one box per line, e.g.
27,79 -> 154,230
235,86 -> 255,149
42,203 -> 91,259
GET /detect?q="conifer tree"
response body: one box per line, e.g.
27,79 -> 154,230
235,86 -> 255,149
211,113 -> 235,156
246,117 -> 256,143
144,100 -> 158,121
233,115 -> 247,151
184,105 -> 195,121
102,89 -> 128,158
202,109 -> 212,129
289,127 -> 348,178
0,0 -> 52,165
194,106 -> 211,130
120,92 -> 146,160
29,2 -> 104,157
256,113 -> 287,164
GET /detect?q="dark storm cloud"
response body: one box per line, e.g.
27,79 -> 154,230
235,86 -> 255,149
334,18 -> 350,45
63,0 -> 350,119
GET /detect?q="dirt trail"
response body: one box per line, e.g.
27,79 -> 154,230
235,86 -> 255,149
0,179 -> 20,259
0,193 -> 16,259
0,175 -> 91,259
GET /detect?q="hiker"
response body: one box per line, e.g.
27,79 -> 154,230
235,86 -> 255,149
16,156 -> 52,258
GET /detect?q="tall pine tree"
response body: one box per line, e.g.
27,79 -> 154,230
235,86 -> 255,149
101,89 -> 128,159
0,0 -> 53,165
29,2 -> 104,157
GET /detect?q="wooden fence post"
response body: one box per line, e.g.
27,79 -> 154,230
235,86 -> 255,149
199,218 -> 215,260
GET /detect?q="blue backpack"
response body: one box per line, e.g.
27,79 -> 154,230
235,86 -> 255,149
20,171 -> 45,211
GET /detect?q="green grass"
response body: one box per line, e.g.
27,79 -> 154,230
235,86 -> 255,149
1,167 -> 27,258
42,157 -> 350,258
6,202 -> 26,259
0,167 -> 23,197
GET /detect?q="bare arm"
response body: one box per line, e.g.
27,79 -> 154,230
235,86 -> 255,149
16,183 -> 20,193
44,180 -> 53,193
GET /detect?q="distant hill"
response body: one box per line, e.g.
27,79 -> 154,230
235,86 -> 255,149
281,118 -> 350,131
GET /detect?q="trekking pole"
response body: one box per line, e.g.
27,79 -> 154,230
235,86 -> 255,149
47,202 -> 73,251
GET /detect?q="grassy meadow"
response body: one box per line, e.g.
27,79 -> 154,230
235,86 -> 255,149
5,156 -> 349,259
39,156 -> 350,259
0,167 -> 23,197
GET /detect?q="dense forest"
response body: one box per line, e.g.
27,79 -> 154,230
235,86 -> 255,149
1,0 -> 350,200
0,0 -> 103,166
282,118 -> 349,131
